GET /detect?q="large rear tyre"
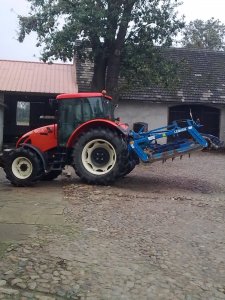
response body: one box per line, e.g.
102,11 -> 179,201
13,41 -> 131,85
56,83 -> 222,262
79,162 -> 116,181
73,128 -> 128,185
4,148 -> 41,187
119,160 -> 136,178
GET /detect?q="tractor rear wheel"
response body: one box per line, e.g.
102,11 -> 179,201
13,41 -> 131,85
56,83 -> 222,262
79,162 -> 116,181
119,160 -> 136,178
4,148 -> 41,187
73,128 -> 128,185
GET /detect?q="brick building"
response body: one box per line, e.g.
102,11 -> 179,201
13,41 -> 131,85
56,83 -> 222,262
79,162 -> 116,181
1,47 -> 225,151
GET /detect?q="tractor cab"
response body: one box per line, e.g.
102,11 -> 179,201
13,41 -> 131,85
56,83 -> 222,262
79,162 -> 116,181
56,93 -> 115,146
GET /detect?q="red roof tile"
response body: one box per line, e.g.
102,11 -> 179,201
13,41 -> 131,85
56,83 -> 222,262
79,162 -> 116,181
0,60 -> 78,94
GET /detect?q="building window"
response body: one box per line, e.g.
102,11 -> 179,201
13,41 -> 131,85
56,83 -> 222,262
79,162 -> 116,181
16,101 -> 30,126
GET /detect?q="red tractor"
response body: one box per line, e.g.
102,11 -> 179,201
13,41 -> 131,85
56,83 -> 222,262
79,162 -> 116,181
2,91 -> 219,187
2,92 -> 132,186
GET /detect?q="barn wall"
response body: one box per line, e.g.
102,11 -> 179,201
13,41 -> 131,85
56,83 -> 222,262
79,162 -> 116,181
220,106 -> 225,142
117,101 -> 168,130
117,100 -> 168,130
0,93 -> 4,151
118,101 -> 225,144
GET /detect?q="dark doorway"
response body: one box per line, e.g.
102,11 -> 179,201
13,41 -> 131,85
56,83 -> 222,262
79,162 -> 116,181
169,105 -> 220,137
3,93 -> 56,146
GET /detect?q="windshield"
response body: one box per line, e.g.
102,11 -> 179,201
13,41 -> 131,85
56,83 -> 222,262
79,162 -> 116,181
86,97 -> 115,120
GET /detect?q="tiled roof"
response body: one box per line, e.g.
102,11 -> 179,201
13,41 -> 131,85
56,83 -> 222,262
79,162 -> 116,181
122,48 -> 225,104
0,60 -> 78,94
76,48 -> 225,105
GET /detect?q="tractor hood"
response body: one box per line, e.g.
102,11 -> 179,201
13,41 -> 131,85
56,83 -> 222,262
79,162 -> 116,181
16,124 -> 57,150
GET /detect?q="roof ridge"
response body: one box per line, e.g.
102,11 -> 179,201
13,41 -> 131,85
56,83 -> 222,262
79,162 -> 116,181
0,59 -> 73,66
167,47 -> 225,55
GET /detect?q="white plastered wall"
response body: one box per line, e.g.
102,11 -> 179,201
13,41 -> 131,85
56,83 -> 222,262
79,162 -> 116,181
117,100 -> 168,143
117,101 -> 168,129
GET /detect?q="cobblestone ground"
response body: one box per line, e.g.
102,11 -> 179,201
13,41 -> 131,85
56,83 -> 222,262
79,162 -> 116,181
0,151 -> 225,299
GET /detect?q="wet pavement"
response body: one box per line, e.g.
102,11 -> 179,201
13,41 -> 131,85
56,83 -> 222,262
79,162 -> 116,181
0,152 -> 225,299
0,170 -> 66,242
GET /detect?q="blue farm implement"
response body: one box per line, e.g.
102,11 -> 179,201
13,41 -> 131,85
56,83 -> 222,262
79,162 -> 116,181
1,92 -> 222,186
128,119 -> 207,164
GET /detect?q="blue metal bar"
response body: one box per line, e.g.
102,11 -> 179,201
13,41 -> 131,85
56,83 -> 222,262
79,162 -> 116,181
187,126 -> 208,147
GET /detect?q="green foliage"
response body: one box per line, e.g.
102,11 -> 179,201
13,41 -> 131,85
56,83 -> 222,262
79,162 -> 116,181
18,0 -> 184,95
181,18 -> 225,51
121,45 -> 181,89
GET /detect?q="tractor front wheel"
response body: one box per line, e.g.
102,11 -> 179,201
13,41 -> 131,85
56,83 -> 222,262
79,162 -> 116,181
73,128 -> 128,185
4,148 -> 41,187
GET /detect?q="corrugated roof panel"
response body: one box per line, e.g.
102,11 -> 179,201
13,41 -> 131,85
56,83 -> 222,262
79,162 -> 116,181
0,60 -> 78,94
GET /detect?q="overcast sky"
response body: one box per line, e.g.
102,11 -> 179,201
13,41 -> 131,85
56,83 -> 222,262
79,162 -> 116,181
1,0 -> 225,62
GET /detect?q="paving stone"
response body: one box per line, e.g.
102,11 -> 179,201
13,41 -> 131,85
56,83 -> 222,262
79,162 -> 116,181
16,282 -> 27,289
0,287 -> 19,295
0,280 -> 6,287
11,278 -> 23,286
27,281 -> 37,290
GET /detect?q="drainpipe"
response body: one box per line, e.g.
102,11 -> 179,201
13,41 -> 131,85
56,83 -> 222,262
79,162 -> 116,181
0,93 -> 4,152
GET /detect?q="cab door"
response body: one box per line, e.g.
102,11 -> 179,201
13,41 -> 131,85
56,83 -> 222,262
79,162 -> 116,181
58,98 -> 83,146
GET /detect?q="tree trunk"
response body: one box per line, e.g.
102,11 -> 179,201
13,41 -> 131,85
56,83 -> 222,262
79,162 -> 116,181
91,53 -> 107,92
106,53 -> 121,103
105,0 -> 136,102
